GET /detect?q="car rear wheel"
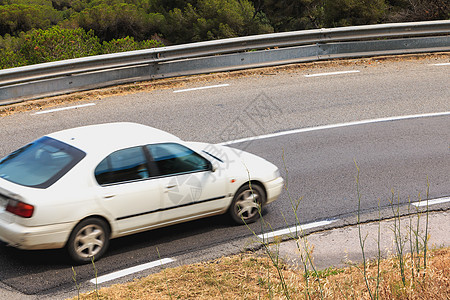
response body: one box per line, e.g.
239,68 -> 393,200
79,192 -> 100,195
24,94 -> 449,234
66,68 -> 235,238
67,218 -> 110,264
229,184 -> 265,224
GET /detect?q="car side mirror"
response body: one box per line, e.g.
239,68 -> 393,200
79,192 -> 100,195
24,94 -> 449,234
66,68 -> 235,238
210,162 -> 218,172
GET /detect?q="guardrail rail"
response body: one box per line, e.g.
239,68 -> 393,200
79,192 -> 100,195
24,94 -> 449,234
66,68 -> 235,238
0,20 -> 449,105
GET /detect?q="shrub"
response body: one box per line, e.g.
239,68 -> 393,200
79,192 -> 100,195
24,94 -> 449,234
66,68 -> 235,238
102,36 -> 164,54
0,49 -> 27,69
20,26 -> 101,65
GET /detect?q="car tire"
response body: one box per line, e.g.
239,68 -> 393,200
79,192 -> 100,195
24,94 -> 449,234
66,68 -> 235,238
229,184 -> 265,225
67,218 -> 110,264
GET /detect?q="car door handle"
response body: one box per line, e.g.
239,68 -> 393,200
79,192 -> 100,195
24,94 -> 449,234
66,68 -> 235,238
166,185 -> 177,189
103,194 -> 116,199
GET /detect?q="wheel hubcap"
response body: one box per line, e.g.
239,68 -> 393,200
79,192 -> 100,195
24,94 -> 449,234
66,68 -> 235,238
74,224 -> 105,259
236,190 -> 260,220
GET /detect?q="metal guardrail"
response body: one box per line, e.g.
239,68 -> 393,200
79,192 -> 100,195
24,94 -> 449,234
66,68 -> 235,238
0,20 -> 449,105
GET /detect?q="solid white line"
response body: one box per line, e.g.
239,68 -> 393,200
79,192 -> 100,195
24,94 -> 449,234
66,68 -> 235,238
90,258 -> 175,284
32,103 -> 96,115
412,196 -> 450,208
174,84 -> 230,93
432,63 -> 450,66
258,219 -> 337,240
219,111 -> 450,145
304,70 -> 360,77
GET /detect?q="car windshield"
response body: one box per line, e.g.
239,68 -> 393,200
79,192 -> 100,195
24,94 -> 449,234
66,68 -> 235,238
0,137 -> 86,188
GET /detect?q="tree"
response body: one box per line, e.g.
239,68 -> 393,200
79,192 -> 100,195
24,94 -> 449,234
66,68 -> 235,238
162,0 -> 272,44
0,3 -> 62,35
252,0 -> 325,32
323,0 -> 388,27
387,0 -> 449,22
68,2 -> 161,41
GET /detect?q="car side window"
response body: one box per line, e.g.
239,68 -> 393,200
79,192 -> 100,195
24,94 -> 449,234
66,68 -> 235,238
95,146 -> 149,185
147,143 -> 210,176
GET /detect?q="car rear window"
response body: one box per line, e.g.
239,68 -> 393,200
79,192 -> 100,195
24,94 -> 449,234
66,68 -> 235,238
0,137 -> 86,189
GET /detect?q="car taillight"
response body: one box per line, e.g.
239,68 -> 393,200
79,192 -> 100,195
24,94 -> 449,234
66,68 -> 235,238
6,200 -> 34,218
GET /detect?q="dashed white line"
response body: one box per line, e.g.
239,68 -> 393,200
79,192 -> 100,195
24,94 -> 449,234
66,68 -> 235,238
412,196 -> 450,208
173,84 -> 230,93
432,63 -> 450,66
32,103 -> 95,115
90,258 -> 175,284
304,70 -> 360,77
258,219 -> 337,240
219,111 -> 450,146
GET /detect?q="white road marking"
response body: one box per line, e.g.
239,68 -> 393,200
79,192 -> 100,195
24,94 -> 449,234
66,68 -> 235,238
304,70 -> 360,77
90,258 -> 175,284
32,103 -> 95,115
174,84 -> 230,93
258,219 -> 337,240
412,196 -> 450,208
432,63 -> 450,66
219,111 -> 450,145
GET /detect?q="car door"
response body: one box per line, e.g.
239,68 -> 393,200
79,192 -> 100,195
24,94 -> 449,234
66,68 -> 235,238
146,143 -> 228,223
94,146 -> 161,234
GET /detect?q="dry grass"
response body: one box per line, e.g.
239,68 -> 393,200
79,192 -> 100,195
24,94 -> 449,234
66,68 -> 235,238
75,247 -> 449,299
2,52 -> 448,117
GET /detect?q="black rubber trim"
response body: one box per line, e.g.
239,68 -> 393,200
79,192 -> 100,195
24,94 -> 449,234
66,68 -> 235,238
116,195 -> 226,221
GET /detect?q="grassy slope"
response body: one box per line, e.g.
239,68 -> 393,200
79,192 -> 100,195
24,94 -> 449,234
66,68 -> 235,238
75,247 -> 449,299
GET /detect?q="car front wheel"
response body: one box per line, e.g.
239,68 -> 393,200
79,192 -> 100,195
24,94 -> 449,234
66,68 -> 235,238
229,184 -> 265,225
67,218 -> 110,264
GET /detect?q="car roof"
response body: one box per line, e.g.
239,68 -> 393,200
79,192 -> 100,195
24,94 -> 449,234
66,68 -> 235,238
47,122 -> 181,156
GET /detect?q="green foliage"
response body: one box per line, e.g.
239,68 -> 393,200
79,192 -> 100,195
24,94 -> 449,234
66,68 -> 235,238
305,267 -> 345,278
254,0 -> 325,32
0,48 -> 27,69
0,2 -> 62,35
51,0 -> 89,13
67,3 -> 151,41
102,36 -> 163,54
163,0 -> 272,44
146,0 -> 198,13
0,33 -> 26,69
20,26 -> 101,65
0,25 -> 164,69
323,0 -> 388,27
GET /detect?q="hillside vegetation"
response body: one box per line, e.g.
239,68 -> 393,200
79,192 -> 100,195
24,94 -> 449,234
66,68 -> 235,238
0,0 -> 448,69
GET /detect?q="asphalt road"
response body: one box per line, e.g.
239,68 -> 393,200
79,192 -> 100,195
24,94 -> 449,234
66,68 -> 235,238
0,56 -> 448,296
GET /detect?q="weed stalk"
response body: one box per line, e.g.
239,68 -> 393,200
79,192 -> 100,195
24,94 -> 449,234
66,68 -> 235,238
355,161 -> 374,300
90,256 -> 99,299
71,266 -> 80,300
389,190 -> 407,286
241,170 -> 290,299
282,150 -> 324,299
423,177 -> 430,273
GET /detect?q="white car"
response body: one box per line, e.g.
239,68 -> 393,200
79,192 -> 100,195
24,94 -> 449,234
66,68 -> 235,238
0,123 -> 283,263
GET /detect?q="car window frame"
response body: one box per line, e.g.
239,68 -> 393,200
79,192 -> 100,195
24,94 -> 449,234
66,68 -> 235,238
94,143 -> 213,186
145,142 -> 212,178
146,143 -> 212,179
94,146 -> 154,186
